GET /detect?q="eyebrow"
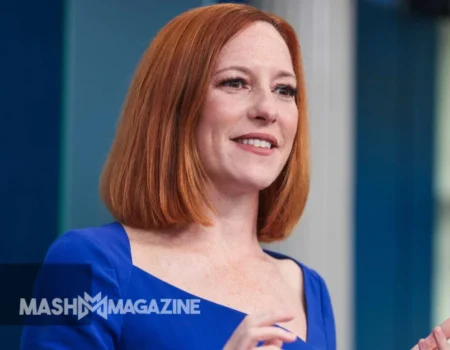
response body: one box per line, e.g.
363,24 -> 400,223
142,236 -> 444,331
212,65 -> 296,81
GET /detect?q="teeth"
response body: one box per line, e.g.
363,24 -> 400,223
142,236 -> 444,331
236,138 -> 272,149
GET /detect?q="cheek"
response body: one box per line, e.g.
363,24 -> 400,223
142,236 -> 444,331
198,98 -> 240,140
283,110 -> 299,145
196,102 -> 232,154
196,103 -> 217,147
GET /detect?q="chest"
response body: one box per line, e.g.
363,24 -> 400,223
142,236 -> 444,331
131,251 -> 307,341
120,280 -> 310,350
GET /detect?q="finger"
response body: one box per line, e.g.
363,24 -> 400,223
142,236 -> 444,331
244,311 -> 295,328
241,326 -> 296,348
433,327 -> 449,350
263,338 -> 283,347
418,320 -> 450,350
254,346 -> 282,350
419,338 -> 428,350
439,318 -> 450,339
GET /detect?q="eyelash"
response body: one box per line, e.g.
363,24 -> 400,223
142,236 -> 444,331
218,77 -> 297,99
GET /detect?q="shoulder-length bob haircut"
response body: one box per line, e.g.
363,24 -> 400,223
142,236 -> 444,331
99,3 -> 310,243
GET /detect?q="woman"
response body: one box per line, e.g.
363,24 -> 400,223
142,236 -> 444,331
21,3 -> 328,349
18,2 -> 448,350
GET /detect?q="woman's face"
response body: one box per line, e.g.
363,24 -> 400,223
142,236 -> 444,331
196,21 -> 298,195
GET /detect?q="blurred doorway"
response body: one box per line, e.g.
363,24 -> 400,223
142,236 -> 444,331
432,19 -> 450,328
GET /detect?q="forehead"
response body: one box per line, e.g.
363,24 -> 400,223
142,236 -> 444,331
215,21 -> 293,71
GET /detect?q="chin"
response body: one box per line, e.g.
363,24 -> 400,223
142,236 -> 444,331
238,174 -> 278,192
208,166 -> 281,194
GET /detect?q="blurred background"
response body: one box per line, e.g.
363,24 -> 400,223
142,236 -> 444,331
1,0 -> 449,349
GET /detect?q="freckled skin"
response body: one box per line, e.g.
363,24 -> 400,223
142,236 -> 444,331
196,21 -> 299,195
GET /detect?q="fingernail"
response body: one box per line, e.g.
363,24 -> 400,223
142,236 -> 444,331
434,326 -> 442,335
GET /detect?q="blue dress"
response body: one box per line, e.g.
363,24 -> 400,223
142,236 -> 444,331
20,222 -> 336,350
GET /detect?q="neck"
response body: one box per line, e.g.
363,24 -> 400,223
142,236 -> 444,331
137,184 -> 265,259
187,185 -> 262,256
126,183 -> 267,260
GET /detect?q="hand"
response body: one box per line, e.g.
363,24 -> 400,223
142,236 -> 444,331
411,318 -> 450,350
223,311 -> 297,350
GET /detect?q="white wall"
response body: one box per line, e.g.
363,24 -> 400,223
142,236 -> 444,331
251,1 -> 355,350
432,19 -> 450,328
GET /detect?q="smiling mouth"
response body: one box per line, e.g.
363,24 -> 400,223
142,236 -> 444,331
231,138 -> 276,149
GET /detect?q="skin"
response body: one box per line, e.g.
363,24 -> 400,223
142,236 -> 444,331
196,22 -> 298,199
126,20 -> 450,349
124,21 -> 305,348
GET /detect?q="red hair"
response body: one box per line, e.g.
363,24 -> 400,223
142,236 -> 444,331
99,3 -> 310,243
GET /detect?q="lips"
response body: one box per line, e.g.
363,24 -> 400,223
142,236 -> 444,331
231,133 -> 278,148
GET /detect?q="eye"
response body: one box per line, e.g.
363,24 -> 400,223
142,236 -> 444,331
218,77 -> 247,89
275,85 -> 297,99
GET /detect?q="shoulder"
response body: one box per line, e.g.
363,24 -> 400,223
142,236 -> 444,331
264,249 -> 336,347
21,222 -> 128,347
42,222 -> 132,291
266,252 -> 303,293
263,249 -> 333,305
44,221 -> 129,265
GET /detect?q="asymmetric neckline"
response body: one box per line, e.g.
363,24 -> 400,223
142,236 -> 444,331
113,221 -> 311,345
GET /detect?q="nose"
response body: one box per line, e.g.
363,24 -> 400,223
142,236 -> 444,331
247,88 -> 278,124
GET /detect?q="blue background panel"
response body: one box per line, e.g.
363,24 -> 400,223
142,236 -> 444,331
0,1 -> 64,348
355,1 -> 436,349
